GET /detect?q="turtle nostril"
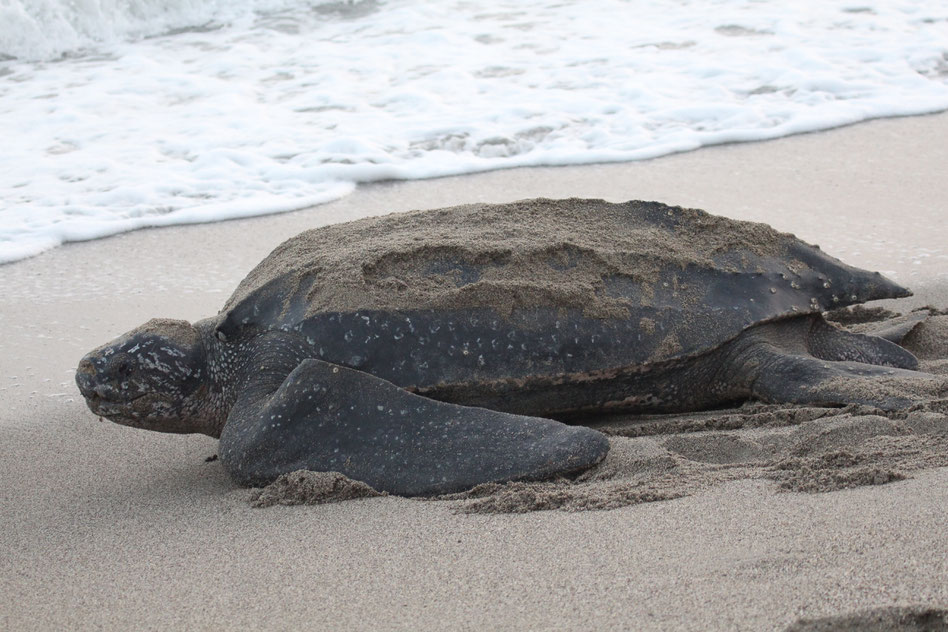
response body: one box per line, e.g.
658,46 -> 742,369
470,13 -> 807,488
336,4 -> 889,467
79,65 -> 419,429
78,357 -> 95,376
110,354 -> 132,378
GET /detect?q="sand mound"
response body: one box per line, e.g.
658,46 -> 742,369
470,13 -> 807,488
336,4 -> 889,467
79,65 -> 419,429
903,314 -> 948,360
250,470 -> 386,508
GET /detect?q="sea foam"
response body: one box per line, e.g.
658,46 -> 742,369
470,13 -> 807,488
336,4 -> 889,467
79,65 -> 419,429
1,0 -> 947,263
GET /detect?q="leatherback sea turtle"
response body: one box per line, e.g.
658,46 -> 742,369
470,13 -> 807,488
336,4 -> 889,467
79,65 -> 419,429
76,199 -> 923,496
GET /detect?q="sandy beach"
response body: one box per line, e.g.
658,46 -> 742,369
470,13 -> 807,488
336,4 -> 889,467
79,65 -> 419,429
2,113 -> 947,631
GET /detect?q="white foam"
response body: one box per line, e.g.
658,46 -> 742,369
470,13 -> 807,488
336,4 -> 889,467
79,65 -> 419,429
1,0 -> 947,263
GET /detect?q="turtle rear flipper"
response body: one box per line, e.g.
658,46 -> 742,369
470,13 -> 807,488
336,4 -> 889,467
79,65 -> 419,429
219,359 -> 610,496
750,354 -> 924,411
736,317 -> 935,411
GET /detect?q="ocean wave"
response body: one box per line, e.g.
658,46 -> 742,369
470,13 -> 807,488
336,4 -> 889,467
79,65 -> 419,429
1,0 -> 947,263
0,0 -> 350,61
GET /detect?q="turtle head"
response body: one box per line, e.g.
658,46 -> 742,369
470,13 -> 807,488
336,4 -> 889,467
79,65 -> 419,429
76,319 -> 217,436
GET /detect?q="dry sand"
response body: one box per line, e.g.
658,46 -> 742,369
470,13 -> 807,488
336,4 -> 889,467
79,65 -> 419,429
2,112 -> 948,631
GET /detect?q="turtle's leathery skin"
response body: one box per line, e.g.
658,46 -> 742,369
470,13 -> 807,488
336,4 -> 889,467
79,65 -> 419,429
75,199 -> 928,496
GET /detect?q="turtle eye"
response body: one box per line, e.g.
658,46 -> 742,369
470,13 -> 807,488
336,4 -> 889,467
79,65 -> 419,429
111,354 -> 132,379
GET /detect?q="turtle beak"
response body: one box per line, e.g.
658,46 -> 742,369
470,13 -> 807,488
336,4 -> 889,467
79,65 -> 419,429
75,354 -> 111,409
75,356 -> 97,397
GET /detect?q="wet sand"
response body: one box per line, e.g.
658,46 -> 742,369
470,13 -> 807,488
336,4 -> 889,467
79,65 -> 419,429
1,112 -> 947,630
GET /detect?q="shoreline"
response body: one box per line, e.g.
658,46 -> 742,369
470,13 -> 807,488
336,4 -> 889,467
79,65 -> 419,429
2,112 -> 947,631
4,108 -> 948,268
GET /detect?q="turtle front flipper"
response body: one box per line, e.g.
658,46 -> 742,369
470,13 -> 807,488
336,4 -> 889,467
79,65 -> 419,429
219,359 -> 610,496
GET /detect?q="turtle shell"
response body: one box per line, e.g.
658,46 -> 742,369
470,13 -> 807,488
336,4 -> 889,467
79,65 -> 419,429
218,199 -> 908,385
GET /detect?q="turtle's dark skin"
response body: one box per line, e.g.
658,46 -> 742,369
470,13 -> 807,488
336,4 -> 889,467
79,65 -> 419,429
75,199 -> 926,496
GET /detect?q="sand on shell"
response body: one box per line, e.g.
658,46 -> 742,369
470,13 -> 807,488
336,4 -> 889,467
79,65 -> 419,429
217,197 -> 869,376
224,198 -> 800,321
